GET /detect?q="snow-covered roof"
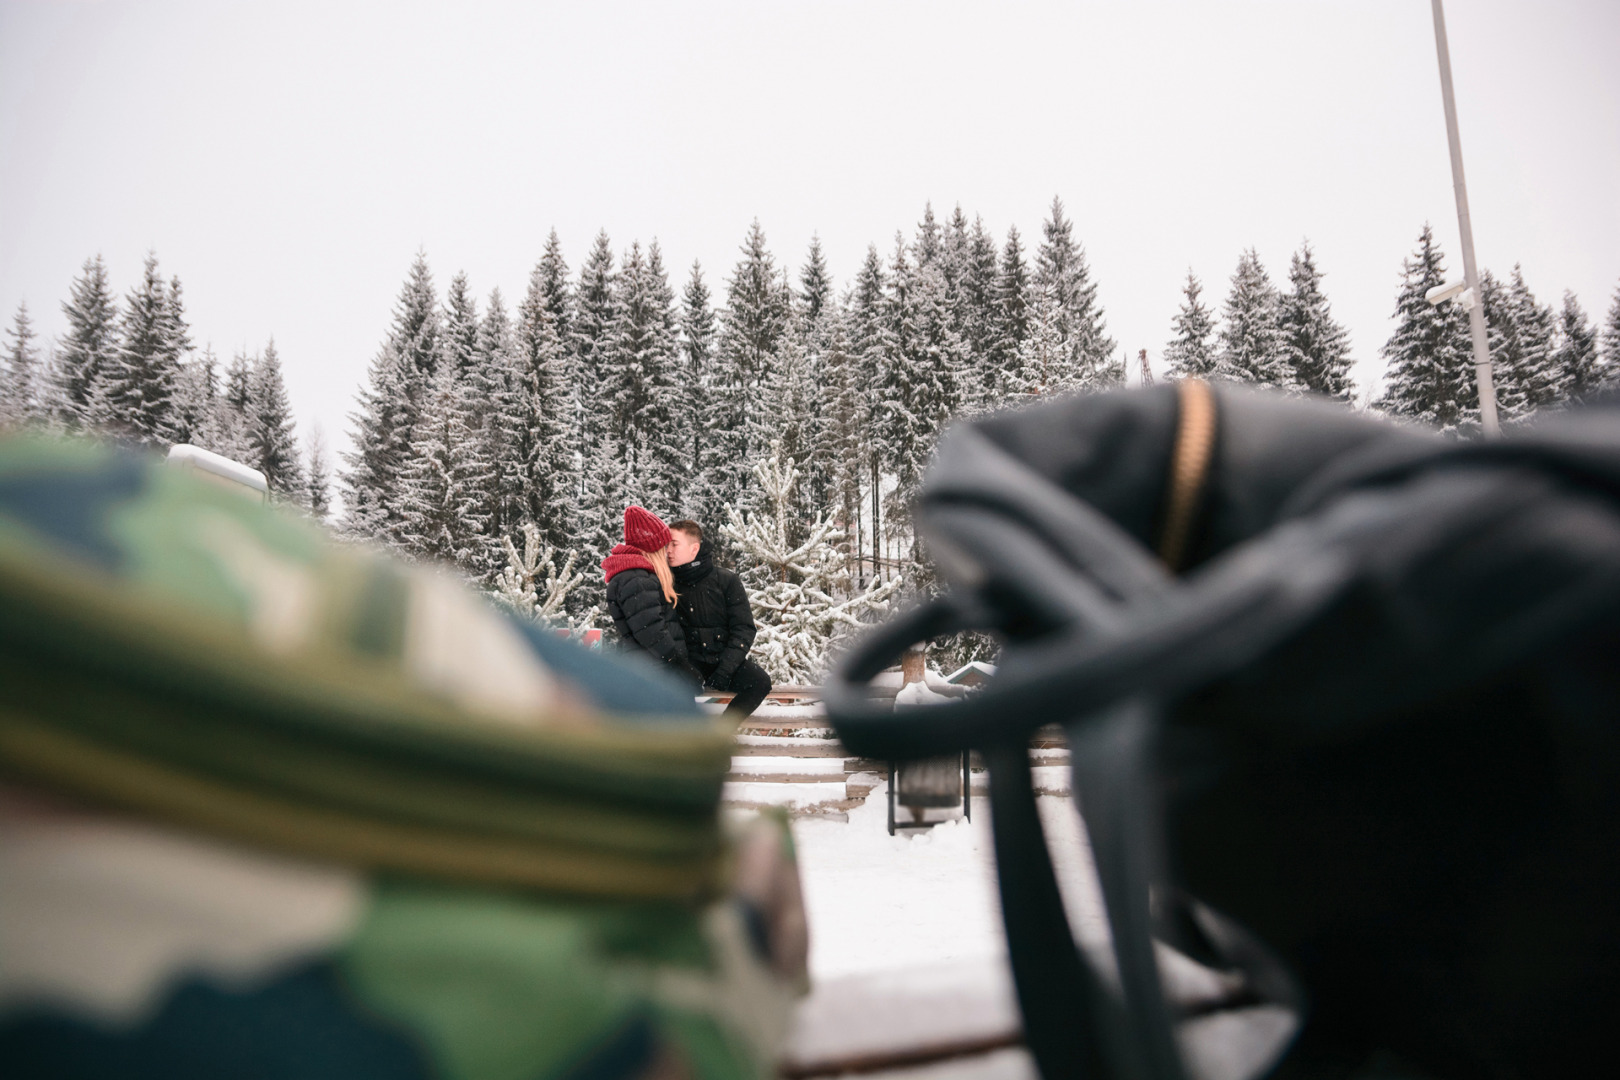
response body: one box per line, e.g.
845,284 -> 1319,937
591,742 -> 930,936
166,443 -> 269,496
944,661 -> 997,684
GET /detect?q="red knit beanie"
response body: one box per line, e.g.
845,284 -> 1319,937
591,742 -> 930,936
623,505 -> 671,552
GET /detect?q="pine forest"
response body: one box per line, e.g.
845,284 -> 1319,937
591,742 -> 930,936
6,203 -> 1620,679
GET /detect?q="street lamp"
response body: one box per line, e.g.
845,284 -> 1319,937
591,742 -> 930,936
1430,0 -> 1500,437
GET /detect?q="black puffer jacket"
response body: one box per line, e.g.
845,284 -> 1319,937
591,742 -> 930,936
672,542 -> 756,682
605,567 -> 688,664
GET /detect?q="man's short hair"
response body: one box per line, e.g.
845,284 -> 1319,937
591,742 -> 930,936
670,520 -> 703,541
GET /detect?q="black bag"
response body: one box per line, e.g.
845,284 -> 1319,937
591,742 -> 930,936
826,382 -> 1620,1080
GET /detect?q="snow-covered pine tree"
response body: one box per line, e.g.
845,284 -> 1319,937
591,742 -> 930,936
393,252 -> 442,388
55,255 -> 118,429
711,220 -> 790,513
495,522 -> 584,625
721,442 -> 902,683
913,203 -> 943,269
394,359 -> 490,570
571,231 -> 619,498
1213,249 -> 1294,390
1604,284 -> 1620,386
574,429 -> 633,627
1278,242 -> 1354,400
679,260 -> 719,522
1378,225 -> 1477,432
846,245 -> 888,583
820,311 -> 867,579
957,216 -> 1002,410
1553,291 -> 1606,406
96,253 -> 188,445
342,254 -> 443,539
509,267 -> 576,555
604,240 -> 685,514
759,325 -> 829,545
305,423 -> 332,522
441,271 -> 481,384
940,207 -> 970,324
1035,196 -> 1120,389
167,348 -> 219,448
1017,285 -> 1065,396
1164,271 -> 1218,380
465,286 -> 515,553
990,226 -> 1032,403
246,339 -> 305,500
2,301 -> 41,427
1503,266 -> 1561,419
879,235 -> 966,584
798,235 -> 835,346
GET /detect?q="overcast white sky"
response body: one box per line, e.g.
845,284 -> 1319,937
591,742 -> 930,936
3,0 -> 1617,457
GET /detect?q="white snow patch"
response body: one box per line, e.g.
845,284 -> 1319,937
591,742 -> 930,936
723,781 -> 847,809
792,784 -> 1108,982
728,756 -> 847,776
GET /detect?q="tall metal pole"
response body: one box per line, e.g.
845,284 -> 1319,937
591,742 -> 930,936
1431,0 -> 1500,436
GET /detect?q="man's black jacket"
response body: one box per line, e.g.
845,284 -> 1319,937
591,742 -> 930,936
605,567 -> 688,663
672,542 -> 757,682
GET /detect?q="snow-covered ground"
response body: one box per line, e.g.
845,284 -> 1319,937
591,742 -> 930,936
790,783 -> 1106,981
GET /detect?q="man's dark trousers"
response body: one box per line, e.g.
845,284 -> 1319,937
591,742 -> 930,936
700,659 -> 771,717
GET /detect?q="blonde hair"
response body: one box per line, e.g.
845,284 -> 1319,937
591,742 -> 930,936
644,545 -> 678,605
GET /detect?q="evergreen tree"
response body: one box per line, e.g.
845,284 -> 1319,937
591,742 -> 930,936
940,206 -> 972,324
798,235 -> 834,343
847,245 -> 888,581
56,255 -> 118,428
509,265 -> 577,555
720,442 -> 901,683
958,217 -> 1001,408
343,254 -> 443,538
393,251 -> 442,386
168,346 -> 246,458
1553,291 -> 1606,406
1278,242 -> 1354,400
246,338 -> 305,499
441,271 -> 481,382
536,229 -> 575,345
1164,271 -> 1218,380
1214,249 -> 1293,389
395,359 -> 490,569
1602,284 -> 1620,390
2,301 -> 41,426
679,260 -> 718,520
1035,196 -> 1119,389
913,203 -> 943,269
97,253 -> 187,445
468,286 -> 515,551
306,423 -> 332,522
990,226 -> 1032,401
712,220 -> 790,512
1379,225 -> 1476,432
878,234 -> 965,576
225,350 -> 254,414
604,240 -> 685,513
571,231 -> 619,480
821,311 -> 867,577
1481,268 -> 1563,423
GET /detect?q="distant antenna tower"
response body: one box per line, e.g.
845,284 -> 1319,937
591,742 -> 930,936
1138,348 -> 1155,387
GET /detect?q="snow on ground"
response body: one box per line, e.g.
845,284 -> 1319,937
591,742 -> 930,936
790,783 -> 1108,982
729,755 -> 846,775
725,781 -> 848,809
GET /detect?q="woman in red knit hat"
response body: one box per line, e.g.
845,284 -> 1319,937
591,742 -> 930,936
602,506 -> 703,688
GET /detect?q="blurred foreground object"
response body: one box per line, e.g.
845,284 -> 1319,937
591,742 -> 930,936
0,435 -> 806,1080
828,383 -> 1620,1080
